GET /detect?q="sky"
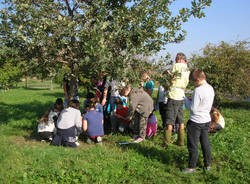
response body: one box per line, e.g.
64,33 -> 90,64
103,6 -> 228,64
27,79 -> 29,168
159,0 -> 250,60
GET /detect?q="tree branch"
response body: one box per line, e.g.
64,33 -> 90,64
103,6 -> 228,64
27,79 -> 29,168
64,0 -> 73,18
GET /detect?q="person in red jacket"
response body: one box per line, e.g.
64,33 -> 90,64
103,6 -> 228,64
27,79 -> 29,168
110,98 -> 130,133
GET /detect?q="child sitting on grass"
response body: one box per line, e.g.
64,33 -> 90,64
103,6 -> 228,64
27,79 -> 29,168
51,100 -> 82,148
83,92 -> 103,114
209,107 -> 225,133
37,98 -> 64,142
83,98 -> 104,145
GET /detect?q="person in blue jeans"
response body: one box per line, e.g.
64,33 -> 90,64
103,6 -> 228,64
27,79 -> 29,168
183,69 -> 214,173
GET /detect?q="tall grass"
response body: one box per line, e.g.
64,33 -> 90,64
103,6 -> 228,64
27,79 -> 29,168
0,86 -> 249,184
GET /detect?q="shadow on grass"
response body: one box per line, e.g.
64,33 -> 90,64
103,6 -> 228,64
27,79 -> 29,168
0,101 -> 57,142
24,130 -> 43,142
0,101 -> 53,127
119,141 -> 187,169
41,92 -> 65,98
220,100 -> 250,110
41,91 -> 87,99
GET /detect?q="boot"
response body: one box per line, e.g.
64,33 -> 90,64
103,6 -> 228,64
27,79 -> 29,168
164,129 -> 172,146
175,129 -> 185,146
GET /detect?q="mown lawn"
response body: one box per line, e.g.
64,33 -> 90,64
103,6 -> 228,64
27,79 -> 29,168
0,86 -> 249,184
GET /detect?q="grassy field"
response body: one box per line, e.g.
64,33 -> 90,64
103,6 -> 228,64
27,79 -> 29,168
0,85 -> 249,184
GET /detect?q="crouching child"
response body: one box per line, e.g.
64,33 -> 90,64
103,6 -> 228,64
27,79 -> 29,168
83,98 -> 104,145
51,100 -> 82,148
209,107 -> 225,133
37,98 -> 64,142
125,85 -> 154,143
110,98 -> 130,133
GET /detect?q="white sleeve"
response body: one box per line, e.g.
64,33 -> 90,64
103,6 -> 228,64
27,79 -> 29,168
75,110 -> 82,129
190,89 -> 200,114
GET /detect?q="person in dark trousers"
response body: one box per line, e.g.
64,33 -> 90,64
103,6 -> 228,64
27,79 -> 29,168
183,69 -> 215,173
51,100 -> 82,148
125,85 -> 154,143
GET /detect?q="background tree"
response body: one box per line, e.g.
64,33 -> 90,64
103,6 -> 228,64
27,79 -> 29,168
189,40 -> 250,105
0,46 -> 23,89
0,0 -> 212,86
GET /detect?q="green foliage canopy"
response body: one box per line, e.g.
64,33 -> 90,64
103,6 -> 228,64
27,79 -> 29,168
0,46 -> 23,89
0,0 -> 212,83
190,41 -> 250,104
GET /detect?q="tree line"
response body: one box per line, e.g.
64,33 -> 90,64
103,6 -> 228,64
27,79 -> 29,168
1,0 -> 249,103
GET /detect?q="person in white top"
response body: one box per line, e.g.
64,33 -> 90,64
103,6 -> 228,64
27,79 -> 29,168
209,107 -> 225,133
183,69 -> 214,173
37,98 -> 64,141
51,100 -> 82,148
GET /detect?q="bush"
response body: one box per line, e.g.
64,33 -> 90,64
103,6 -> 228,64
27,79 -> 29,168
0,60 -> 23,89
190,41 -> 250,105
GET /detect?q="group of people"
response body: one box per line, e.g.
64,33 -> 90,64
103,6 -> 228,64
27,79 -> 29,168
37,52 -> 225,173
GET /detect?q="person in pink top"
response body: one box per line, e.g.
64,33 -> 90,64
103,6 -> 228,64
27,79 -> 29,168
146,112 -> 158,138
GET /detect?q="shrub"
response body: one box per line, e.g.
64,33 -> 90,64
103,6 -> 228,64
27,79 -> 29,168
0,60 -> 23,89
190,41 -> 250,105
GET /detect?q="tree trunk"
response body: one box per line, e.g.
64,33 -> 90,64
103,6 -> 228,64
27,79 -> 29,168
25,76 -> 28,88
50,78 -> 53,91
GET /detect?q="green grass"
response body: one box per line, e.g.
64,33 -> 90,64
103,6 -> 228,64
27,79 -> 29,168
0,86 -> 249,184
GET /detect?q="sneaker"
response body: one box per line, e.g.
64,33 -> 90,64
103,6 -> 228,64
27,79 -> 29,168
182,168 -> 196,174
41,139 -> 46,143
134,137 -> 144,143
96,136 -> 102,143
205,167 -> 211,171
75,136 -> 78,141
118,126 -> 125,133
75,141 -> 80,147
96,136 -> 103,145
131,135 -> 139,141
147,132 -> 154,139
86,138 -> 92,144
